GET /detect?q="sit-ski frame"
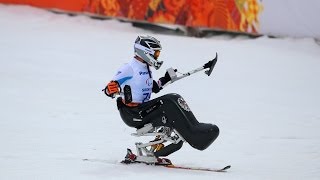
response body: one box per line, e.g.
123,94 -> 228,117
131,123 -> 185,159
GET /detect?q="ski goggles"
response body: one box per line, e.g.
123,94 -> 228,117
153,50 -> 160,60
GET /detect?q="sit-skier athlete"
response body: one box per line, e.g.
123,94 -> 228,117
103,35 -> 219,165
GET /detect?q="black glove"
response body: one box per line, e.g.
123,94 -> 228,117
159,70 -> 175,86
152,80 -> 161,93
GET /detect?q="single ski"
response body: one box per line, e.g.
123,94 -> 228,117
164,164 -> 231,172
83,158 -> 230,173
121,159 -> 230,172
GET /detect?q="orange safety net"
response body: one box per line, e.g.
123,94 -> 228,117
0,0 -> 263,34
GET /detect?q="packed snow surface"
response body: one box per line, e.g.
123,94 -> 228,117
0,4 -> 320,180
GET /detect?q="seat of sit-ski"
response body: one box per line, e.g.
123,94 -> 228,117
148,93 -> 219,151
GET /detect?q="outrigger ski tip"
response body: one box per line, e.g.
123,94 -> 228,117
204,52 -> 218,76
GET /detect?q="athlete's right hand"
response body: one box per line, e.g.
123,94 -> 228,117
159,69 -> 176,86
103,81 -> 120,97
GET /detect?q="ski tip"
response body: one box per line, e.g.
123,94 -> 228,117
213,52 -> 218,63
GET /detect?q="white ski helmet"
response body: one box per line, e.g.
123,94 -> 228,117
134,35 -> 163,70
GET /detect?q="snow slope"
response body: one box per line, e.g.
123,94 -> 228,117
0,4 -> 320,180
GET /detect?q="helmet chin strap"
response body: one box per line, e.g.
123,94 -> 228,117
146,62 -> 152,78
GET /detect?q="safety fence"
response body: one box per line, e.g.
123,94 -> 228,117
1,0 -> 319,39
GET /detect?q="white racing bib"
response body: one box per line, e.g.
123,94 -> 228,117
112,59 -> 153,103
